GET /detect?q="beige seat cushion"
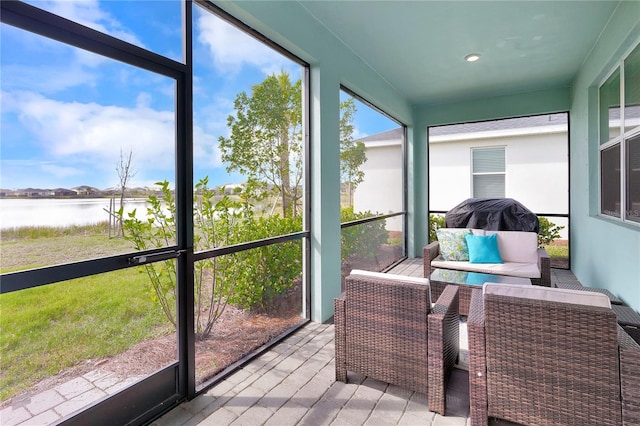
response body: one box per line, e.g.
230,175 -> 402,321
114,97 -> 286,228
431,258 -> 540,278
483,282 -> 611,308
349,269 -> 431,306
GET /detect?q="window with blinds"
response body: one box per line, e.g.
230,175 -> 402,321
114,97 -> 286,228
472,146 -> 505,197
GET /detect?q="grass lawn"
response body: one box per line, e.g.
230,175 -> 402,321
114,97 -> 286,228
0,226 -> 172,401
0,223 -> 137,271
544,244 -> 569,259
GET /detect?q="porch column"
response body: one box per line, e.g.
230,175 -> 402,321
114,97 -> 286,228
407,114 -> 429,258
309,66 -> 342,323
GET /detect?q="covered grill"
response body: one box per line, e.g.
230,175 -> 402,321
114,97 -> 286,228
445,198 -> 539,232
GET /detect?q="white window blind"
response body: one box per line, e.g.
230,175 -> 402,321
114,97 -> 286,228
472,147 -> 505,197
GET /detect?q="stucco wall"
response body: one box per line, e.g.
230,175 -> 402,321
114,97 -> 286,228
569,1 -> 640,310
429,130 -> 569,239
354,142 -> 403,232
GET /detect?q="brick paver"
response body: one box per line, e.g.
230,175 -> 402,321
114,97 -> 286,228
147,322 -> 477,426
5,258 -> 567,425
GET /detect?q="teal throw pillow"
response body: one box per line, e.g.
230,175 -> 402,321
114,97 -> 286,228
436,228 -> 472,261
465,234 -> 503,264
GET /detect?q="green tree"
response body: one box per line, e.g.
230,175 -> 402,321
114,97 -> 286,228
339,98 -> 366,206
220,72 -> 361,216
219,72 -> 303,217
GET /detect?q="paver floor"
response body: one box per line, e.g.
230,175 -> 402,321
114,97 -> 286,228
151,322 -> 473,426
0,263 -> 582,426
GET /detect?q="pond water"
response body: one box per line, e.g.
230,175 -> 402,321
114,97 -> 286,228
0,198 -> 151,229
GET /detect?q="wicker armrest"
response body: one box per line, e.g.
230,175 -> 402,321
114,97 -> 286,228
334,292 -> 347,383
619,326 -> 640,425
423,241 -> 440,277
427,284 -> 459,415
467,289 -> 488,426
536,247 -> 551,287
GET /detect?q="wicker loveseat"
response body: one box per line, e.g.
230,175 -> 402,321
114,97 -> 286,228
468,283 -> 640,426
424,228 -> 551,287
334,270 -> 459,415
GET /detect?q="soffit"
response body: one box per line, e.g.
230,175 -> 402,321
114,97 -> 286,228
298,1 -> 619,107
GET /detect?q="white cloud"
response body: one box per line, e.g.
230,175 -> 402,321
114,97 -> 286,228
2,90 -> 229,188
36,0 -> 143,47
352,125 -> 369,141
136,92 -> 153,109
3,90 -> 220,177
196,10 -> 290,74
2,1 -> 147,94
193,125 -> 223,169
1,64 -> 96,95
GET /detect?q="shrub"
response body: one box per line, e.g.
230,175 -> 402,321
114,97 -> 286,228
537,216 -> 565,247
429,213 -> 446,243
428,213 -> 564,248
340,206 -> 388,262
122,178 -> 302,340
223,213 -> 302,310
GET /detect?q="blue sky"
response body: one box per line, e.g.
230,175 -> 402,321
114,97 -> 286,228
1,0 -> 398,191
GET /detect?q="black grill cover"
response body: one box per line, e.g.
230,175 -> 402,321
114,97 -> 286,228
445,198 -> 539,232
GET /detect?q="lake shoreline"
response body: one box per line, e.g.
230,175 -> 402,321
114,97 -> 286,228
0,198 -> 151,230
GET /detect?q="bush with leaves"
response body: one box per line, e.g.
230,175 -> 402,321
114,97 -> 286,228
537,216 -> 565,247
429,213 -> 446,243
224,213 -> 302,310
122,178 -> 302,340
427,213 -> 563,248
340,207 -> 388,263
121,181 -> 179,329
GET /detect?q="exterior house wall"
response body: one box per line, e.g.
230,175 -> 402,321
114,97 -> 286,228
570,1 -> 640,311
355,126 -> 569,238
429,128 -> 569,237
354,140 -> 403,232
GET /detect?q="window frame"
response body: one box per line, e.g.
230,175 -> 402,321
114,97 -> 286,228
471,145 -> 506,198
338,86 -> 409,264
0,0 -> 312,423
598,41 -> 640,226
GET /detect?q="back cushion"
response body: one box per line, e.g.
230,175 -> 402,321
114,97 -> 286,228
483,282 -> 611,308
436,228 -> 472,261
485,230 -> 538,263
349,269 -> 432,306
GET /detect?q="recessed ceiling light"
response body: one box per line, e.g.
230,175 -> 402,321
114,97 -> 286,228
465,53 -> 481,62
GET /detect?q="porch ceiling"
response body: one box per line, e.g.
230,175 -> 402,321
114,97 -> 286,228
298,1 -> 619,107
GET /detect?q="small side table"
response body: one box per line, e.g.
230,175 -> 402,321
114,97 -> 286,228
612,304 -> 640,345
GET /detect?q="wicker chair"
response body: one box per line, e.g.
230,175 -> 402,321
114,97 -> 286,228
334,270 -> 459,415
468,284 -> 640,426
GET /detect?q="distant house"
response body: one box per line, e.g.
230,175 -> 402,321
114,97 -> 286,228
73,185 -> 100,196
222,183 -> 244,195
52,188 -> 77,197
353,114 -> 569,236
20,188 -> 48,197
